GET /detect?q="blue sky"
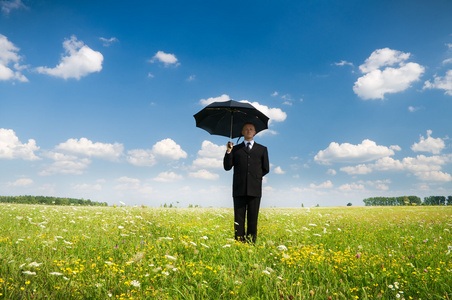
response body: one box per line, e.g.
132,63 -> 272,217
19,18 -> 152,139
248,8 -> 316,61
1,0 -> 451,207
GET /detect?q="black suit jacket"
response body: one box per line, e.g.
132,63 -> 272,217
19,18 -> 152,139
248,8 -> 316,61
223,142 -> 270,197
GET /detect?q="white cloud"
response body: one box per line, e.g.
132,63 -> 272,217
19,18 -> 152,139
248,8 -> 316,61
408,106 -> 423,112
99,37 -> 118,47
153,171 -> 183,182
340,154 -> 452,182
340,164 -> 373,175
55,138 -> 123,160
271,91 -> 278,96
189,169 -> 219,180
192,141 -> 224,169
39,152 -> 91,176
338,182 -> 365,192
314,139 -> 397,164
127,138 -> 186,167
0,34 -> 28,82
199,94 -> 230,106
310,180 -> 333,189
274,166 -> 285,174
423,70 -> 452,96
8,178 -> 33,187
152,138 -> 187,160
414,171 -> 452,182
126,149 -> 156,167
353,48 -> 424,100
0,128 -> 40,160
36,35 -> 103,80
334,60 -> 354,67
1,0 -> 27,15
411,130 -> 445,154
327,169 -> 337,175
150,50 -> 179,66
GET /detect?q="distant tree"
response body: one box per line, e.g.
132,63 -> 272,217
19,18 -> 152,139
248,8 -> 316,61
447,196 -> 452,206
347,203 -> 352,206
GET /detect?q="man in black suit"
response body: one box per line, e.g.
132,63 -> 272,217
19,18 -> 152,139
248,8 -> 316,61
223,122 -> 270,243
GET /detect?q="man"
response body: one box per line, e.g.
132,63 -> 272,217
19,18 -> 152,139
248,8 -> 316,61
223,122 -> 270,243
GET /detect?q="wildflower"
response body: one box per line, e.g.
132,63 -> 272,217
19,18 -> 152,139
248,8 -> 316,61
396,294 -> 400,298
201,243 -> 209,248
356,253 -> 361,259
162,271 -> 169,276
28,262 -> 42,268
308,223 -> 317,226
50,272 -> 63,276
262,270 -> 271,275
313,233 -> 321,237
337,228 -> 342,231
22,271 -> 36,276
277,245 -> 288,251
190,241 -> 197,246
165,255 -> 177,261
446,245 -> 452,255
282,253 -> 290,259
223,244 -> 231,248
130,280 -> 140,288
118,226 -> 124,229
200,236 -> 208,239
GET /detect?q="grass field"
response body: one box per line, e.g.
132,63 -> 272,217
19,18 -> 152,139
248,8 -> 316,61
0,204 -> 451,299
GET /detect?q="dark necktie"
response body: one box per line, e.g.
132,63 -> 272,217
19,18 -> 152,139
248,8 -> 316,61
247,142 -> 251,150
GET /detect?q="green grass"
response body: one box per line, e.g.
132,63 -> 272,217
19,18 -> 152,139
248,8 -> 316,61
1,204 -> 451,299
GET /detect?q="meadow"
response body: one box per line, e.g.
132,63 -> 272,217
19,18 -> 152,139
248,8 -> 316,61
0,204 -> 451,299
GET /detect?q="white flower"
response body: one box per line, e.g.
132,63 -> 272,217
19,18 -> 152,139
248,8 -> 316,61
200,236 -> 208,240
118,226 -> 124,229
63,240 -> 73,245
130,280 -> 140,287
162,271 -> 169,276
50,272 -> 63,276
313,233 -> 321,237
223,244 -> 231,248
201,243 -> 209,248
22,271 -> 36,276
308,223 -> 317,226
282,253 -> 290,259
190,241 -> 197,246
277,245 -> 287,251
337,228 -> 342,231
28,262 -> 42,268
158,237 -> 173,240
262,270 -> 271,275
165,255 -> 177,261
446,245 -> 452,255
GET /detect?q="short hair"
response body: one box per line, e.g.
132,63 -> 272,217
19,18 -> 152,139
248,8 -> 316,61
242,122 -> 255,129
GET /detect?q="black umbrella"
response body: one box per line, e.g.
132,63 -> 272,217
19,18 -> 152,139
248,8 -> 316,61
194,100 -> 269,139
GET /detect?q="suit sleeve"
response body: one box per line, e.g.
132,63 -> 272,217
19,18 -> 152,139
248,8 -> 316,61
223,151 -> 233,171
262,147 -> 269,176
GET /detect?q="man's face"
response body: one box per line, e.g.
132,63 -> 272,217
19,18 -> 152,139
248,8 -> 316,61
242,124 -> 256,140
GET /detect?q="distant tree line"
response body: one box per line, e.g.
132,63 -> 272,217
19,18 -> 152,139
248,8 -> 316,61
0,195 -> 108,206
363,195 -> 452,206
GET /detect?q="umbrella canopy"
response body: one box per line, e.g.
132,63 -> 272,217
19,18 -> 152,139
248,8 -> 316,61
194,100 -> 269,139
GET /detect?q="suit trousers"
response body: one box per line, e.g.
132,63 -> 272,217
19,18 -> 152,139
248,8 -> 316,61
233,196 -> 261,243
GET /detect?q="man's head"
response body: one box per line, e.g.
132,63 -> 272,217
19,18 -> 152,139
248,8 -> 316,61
242,123 -> 256,141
